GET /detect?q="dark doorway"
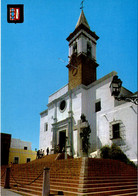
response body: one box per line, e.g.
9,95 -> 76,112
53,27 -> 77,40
27,158 -> 31,163
14,157 -> 19,164
59,131 -> 66,153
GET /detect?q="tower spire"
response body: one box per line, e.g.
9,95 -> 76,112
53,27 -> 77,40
75,9 -> 90,29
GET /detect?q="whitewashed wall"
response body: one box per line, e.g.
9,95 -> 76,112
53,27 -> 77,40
72,89 -> 82,125
39,72 -> 137,162
84,73 -> 137,162
56,97 -> 70,122
48,85 -> 68,104
97,103 -> 137,162
39,110 -> 53,154
11,139 -> 32,150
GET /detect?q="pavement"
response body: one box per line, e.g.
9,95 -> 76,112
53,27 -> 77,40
0,187 -> 22,196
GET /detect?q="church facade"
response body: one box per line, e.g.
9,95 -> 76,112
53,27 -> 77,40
39,10 -> 137,163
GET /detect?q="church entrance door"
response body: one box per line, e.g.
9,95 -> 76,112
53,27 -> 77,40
59,131 -> 66,153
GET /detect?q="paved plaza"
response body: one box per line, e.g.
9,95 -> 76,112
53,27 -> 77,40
1,187 -> 22,196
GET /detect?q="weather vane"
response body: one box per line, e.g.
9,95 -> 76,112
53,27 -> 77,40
80,0 -> 85,10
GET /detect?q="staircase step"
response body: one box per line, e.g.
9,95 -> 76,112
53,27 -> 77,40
77,188 -> 138,195
112,192 -> 138,196
11,186 -> 42,195
78,184 -> 137,193
1,156 -> 137,196
82,181 -> 137,188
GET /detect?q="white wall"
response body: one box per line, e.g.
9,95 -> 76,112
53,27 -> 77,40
39,86 -> 83,154
39,110 -> 53,154
97,103 -> 137,161
56,97 -> 70,122
72,90 -> 82,125
85,76 -> 137,162
39,72 -> 137,162
48,85 -> 68,104
80,74 -> 137,163
11,138 -> 32,150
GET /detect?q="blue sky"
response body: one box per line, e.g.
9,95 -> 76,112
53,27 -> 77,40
1,0 -> 137,150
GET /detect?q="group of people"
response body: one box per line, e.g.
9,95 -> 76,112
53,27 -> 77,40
36,145 -> 66,159
37,147 -> 49,159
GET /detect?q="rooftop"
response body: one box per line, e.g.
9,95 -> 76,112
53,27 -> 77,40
75,10 -> 90,29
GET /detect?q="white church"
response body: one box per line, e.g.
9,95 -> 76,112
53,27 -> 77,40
39,10 -> 137,163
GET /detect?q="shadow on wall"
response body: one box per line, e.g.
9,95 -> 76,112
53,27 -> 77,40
97,136 -> 102,149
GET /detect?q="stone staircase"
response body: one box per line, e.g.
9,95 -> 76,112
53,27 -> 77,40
80,158 -> 137,195
1,154 -> 137,196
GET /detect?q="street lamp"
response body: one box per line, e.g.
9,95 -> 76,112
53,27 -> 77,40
110,75 -> 138,105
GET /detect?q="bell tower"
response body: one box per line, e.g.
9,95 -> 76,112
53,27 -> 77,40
66,10 -> 99,90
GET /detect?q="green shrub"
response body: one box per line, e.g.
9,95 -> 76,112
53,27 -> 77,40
100,144 -> 137,168
110,144 -> 128,162
100,145 -> 111,159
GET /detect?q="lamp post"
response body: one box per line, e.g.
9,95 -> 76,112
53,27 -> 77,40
110,75 -> 138,105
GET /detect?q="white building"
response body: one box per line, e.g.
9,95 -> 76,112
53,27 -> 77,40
9,138 -> 37,164
10,138 -> 32,150
39,10 -> 137,163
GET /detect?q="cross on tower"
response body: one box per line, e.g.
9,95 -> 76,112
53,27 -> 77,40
80,0 -> 85,10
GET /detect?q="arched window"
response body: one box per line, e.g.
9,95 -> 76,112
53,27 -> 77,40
73,42 -> 77,54
87,42 -> 92,58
